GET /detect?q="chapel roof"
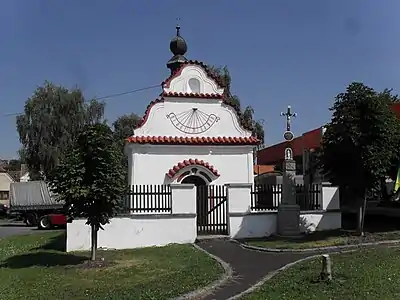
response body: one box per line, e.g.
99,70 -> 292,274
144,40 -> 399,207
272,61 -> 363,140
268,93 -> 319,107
126,136 -> 259,145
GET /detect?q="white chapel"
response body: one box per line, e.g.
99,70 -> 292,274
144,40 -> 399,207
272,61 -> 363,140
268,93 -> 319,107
125,26 -> 259,187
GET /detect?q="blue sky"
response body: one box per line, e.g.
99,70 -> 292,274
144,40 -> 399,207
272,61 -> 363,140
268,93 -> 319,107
0,0 -> 399,159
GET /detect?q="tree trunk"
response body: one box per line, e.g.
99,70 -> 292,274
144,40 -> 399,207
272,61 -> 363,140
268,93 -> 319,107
357,191 -> 368,236
356,203 -> 362,234
380,178 -> 389,201
90,224 -> 98,261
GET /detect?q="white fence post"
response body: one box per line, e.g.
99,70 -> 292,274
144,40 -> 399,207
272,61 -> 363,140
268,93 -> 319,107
170,184 -> 196,215
321,183 -> 340,210
226,183 -> 252,214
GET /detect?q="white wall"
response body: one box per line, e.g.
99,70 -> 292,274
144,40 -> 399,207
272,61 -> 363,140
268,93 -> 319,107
127,145 -> 254,185
229,211 -> 341,239
67,216 -> 196,251
0,172 -> 14,190
134,99 -> 250,138
67,184 -> 197,252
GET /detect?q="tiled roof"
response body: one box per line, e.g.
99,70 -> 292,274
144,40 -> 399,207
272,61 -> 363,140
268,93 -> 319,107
126,136 -> 259,145
135,98 -> 164,129
167,159 -> 220,178
162,92 -> 223,99
253,165 -> 276,175
7,171 -> 21,182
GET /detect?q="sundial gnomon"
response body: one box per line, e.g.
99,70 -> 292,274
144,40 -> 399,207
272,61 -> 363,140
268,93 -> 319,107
166,108 -> 220,134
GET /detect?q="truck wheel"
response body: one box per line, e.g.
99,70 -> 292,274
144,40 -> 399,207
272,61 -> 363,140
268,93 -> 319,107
24,213 -> 38,227
38,216 -> 52,230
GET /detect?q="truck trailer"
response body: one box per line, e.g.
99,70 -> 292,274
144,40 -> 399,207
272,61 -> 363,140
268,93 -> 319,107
9,181 -> 67,229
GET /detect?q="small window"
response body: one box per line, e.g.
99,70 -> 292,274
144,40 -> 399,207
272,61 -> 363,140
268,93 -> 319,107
188,78 -> 201,93
0,191 -> 9,200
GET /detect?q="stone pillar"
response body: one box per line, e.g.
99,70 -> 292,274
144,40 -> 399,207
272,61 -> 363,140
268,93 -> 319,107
277,159 -> 300,236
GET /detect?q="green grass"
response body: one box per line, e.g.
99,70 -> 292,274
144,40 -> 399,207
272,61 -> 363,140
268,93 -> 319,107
242,246 -> 400,300
0,232 -> 222,300
245,230 -> 400,249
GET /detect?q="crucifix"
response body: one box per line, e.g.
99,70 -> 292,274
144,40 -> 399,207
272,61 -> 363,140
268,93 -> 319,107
277,104 -> 300,237
280,105 -> 297,132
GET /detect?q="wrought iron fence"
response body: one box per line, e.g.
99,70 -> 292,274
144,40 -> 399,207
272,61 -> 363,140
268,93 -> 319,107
126,185 -> 172,213
251,183 -> 322,211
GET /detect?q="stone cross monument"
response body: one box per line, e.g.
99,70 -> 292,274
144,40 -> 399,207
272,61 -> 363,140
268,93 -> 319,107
277,105 -> 301,236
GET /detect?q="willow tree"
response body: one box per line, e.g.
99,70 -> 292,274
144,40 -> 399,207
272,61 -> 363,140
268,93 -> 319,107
16,81 -> 105,180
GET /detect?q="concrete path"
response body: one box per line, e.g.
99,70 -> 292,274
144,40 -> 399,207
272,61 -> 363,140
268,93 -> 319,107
196,239 -> 326,300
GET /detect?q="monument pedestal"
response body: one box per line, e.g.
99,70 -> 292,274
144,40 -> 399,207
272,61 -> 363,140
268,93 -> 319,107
276,158 -> 301,237
277,204 -> 300,237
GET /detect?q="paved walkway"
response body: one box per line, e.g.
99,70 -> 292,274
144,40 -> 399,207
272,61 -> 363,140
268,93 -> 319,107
196,239 -> 320,300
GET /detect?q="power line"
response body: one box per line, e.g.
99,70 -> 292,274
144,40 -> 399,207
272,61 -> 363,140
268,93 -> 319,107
3,83 -> 161,117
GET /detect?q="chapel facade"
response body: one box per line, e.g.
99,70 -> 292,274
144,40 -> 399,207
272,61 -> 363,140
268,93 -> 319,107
125,26 -> 259,187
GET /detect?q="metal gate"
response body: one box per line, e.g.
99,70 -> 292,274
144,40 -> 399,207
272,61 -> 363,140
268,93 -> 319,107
196,185 -> 228,235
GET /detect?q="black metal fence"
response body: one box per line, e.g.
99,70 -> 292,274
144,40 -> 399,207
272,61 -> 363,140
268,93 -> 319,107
126,185 -> 172,213
296,184 -> 322,210
250,184 -> 282,210
251,183 -> 322,211
197,185 -> 228,235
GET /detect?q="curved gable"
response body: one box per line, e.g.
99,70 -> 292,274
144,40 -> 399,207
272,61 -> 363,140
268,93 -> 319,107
163,63 -> 224,95
130,60 -> 258,144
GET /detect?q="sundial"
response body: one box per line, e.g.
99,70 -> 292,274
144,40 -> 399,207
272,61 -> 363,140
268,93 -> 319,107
166,108 -> 220,134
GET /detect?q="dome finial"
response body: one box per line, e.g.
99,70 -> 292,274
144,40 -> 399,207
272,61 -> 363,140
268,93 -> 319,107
167,19 -> 188,74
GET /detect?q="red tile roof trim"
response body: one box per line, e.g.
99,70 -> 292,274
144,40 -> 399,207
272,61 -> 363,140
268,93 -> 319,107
126,136 -> 260,145
166,158 -> 220,178
162,60 -> 225,89
162,92 -> 223,99
135,98 -> 164,129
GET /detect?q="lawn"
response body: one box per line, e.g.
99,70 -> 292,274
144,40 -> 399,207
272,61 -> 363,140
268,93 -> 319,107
245,230 -> 400,249
242,246 -> 400,300
0,231 -> 222,300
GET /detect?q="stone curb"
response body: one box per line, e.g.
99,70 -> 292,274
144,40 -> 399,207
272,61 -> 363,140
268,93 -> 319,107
227,248 -> 359,300
171,243 -> 234,300
235,238 -> 400,253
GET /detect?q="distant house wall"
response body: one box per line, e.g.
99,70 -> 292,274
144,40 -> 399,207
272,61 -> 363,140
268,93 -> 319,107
0,172 -> 14,205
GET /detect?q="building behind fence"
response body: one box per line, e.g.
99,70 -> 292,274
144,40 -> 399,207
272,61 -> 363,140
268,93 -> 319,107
67,182 -> 340,252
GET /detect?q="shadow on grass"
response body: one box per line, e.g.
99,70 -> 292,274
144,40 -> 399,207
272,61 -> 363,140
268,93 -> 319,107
240,229 -> 347,245
32,231 -> 67,252
0,251 -> 87,268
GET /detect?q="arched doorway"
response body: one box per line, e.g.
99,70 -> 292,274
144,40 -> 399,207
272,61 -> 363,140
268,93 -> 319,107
181,175 -> 206,186
181,175 -> 208,234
